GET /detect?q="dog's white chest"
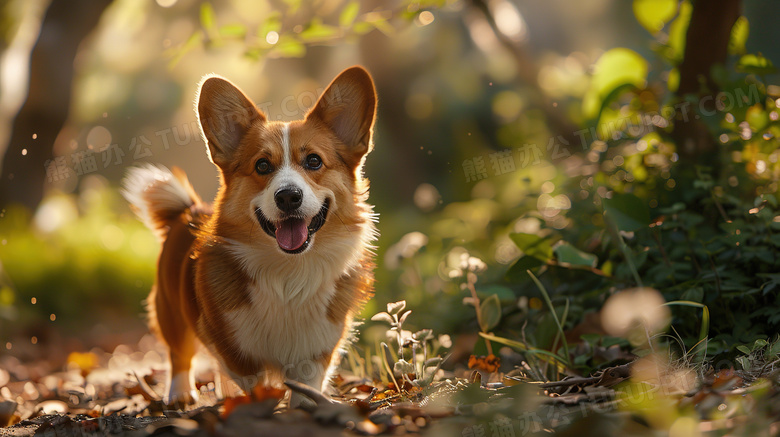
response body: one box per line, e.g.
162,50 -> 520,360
225,281 -> 343,367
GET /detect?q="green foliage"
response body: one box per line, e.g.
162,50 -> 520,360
603,193 -> 650,232
663,301 -> 710,362
161,0 -> 780,378
2,0 -> 777,395
734,335 -> 780,372
583,48 -> 648,119
170,0 -> 438,66
0,184 -> 155,337
528,270 -> 571,370
509,233 -> 553,260
369,300 -> 448,393
633,0 -> 678,34
477,294 -> 501,332
729,16 -> 750,56
375,5 -> 780,376
553,241 -> 598,268
737,54 -> 778,75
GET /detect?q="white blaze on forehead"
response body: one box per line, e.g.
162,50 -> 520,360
276,122 -> 302,188
281,123 -> 291,168
251,122 -> 322,222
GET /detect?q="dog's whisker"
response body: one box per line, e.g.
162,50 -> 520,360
250,209 -> 264,237
332,210 -> 353,236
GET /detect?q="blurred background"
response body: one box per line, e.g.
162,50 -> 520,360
0,0 -> 779,374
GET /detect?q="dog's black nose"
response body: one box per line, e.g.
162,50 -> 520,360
275,187 -> 303,212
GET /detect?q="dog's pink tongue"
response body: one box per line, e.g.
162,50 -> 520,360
275,218 -> 308,251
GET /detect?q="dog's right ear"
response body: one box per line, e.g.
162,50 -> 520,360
196,75 -> 264,168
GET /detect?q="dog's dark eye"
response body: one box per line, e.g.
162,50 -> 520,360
255,159 -> 273,175
305,154 -> 322,170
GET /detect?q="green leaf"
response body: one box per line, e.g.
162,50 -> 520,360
505,255 -> 545,282
477,285 -> 515,302
414,329 -> 434,342
509,233 -> 553,261
367,16 -> 394,36
603,336 -> 630,348
398,310 -> 411,325
746,104 -> 769,131
736,54 -> 778,75
736,345 -> 751,355
667,68 -> 680,92
394,359 -> 415,375
664,0 -> 692,64
0,286 -> 14,306
352,21 -> 374,35
271,36 -> 306,57
479,332 -> 569,369
478,294 -> 501,332
200,3 -> 217,34
752,338 -> 768,351
340,1 -> 360,27
580,333 -> 601,345
582,48 -> 648,119
633,0 -> 677,33
553,241 -> 598,268
664,301 -> 710,362
594,83 -> 642,125
769,339 -> 780,357
219,24 -> 246,38
728,16 -> 749,55
371,312 -> 394,324
603,193 -> 650,232
299,19 -> 340,42
387,300 -> 406,316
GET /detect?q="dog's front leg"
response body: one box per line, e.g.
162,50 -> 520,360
285,352 -> 335,409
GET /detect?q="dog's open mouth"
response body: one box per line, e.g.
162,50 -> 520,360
256,198 -> 330,254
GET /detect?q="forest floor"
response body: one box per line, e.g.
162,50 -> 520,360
1,333 -> 779,436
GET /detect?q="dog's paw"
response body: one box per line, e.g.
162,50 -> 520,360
164,372 -> 198,408
163,390 -> 198,409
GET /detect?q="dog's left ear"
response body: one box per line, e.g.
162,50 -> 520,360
306,66 -> 377,168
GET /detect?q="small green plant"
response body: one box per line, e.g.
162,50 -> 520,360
734,335 -> 780,374
371,300 -> 446,395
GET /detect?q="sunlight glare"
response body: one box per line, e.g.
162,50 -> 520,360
491,0 -> 527,41
601,287 -> 670,342
418,11 -> 435,26
33,196 -> 78,234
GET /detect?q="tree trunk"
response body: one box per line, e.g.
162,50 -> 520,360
673,0 -> 741,164
0,0 -> 111,212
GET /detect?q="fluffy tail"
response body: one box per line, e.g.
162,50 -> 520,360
122,164 -> 203,241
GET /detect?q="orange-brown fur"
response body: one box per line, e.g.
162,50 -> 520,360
124,67 -> 378,407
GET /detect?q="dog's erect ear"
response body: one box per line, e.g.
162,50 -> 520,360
197,75 -> 264,168
306,66 -> 377,167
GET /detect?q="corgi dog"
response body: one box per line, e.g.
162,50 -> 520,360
122,66 -> 377,407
